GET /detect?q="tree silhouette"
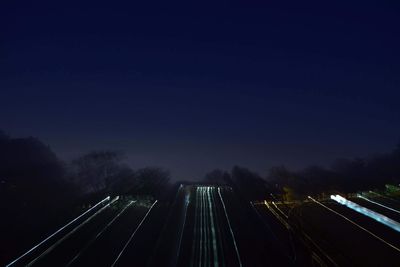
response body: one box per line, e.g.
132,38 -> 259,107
70,150 -> 125,193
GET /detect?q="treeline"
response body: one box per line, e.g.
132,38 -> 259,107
267,144 -> 400,199
68,150 -> 170,198
203,167 -> 271,201
0,130 -> 171,230
0,130 -> 171,263
203,144 -> 400,201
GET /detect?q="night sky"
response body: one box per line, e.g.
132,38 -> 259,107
1,1 -> 400,180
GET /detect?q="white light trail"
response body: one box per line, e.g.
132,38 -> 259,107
207,187 -> 219,267
272,201 -> 288,219
199,187 -> 204,267
6,196 -> 111,267
205,187 -> 211,266
111,200 -> 158,267
308,196 -> 400,253
264,201 -> 289,229
190,187 -> 200,267
210,187 -> 225,265
202,187 -> 209,267
176,189 -> 190,264
27,196 -> 118,266
66,200 -> 136,266
331,194 -> 400,233
218,187 -> 243,267
357,194 -> 400,214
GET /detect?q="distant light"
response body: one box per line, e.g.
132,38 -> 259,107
330,195 -> 400,233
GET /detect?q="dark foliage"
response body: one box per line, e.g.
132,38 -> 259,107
0,132 -> 77,212
0,131 -> 78,262
131,167 -> 171,199
204,169 -> 231,185
230,166 -> 269,201
69,150 -> 171,198
267,144 -> 400,197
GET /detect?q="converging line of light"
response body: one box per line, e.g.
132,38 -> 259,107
369,191 -> 400,204
199,187 -> 204,267
207,187 -> 219,267
357,194 -> 400,215
66,200 -> 136,266
111,200 -> 158,267
264,201 -> 289,229
190,187 -> 200,267
218,187 -> 243,267
27,196 -> 119,266
176,189 -> 190,265
6,196 -> 111,267
211,187 -> 225,266
331,194 -> 400,233
308,196 -> 400,253
272,201 -> 289,219
204,187 -> 210,266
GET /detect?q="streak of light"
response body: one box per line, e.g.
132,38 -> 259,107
66,200 -> 136,266
6,196 -> 111,267
199,187 -> 204,267
302,230 -> 339,267
202,187 -> 208,266
218,187 -> 243,267
202,187 -> 210,267
358,194 -> 400,214
264,201 -> 290,229
207,187 -> 219,267
369,191 -> 400,203
205,187 -> 210,266
331,194 -> 400,233
199,187 -> 203,267
357,194 -> 400,217
27,196 -> 118,266
272,201 -> 288,219
251,201 -> 298,263
190,187 -> 200,267
211,187 -> 225,266
308,196 -> 400,253
111,200 -> 158,267
176,189 -> 190,264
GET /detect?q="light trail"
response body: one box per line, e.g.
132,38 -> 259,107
176,189 -> 190,265
192,186 -> 221,267
211,187 -> 225,267
205,187 -> 211,267
369,191 -> 400,203
66,200 -> 136,266
207,187 -> 219,267
272,201 -> 289,219
358,194 -> 400,214
264,201 -> 290,229
111,200 -> 158,267
331,194 -> 400,233
202,187 -> 208,266
6,196 -> 111,267
190,187 -> 200,267
308,196 -> 400,253
251,202 -> 298,263
27,196 -> 119,266
199,187 -> 203,267
218,187 -> 243,267
203,187 -> 210,267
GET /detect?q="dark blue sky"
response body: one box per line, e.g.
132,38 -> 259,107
1,1 -> 400,179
